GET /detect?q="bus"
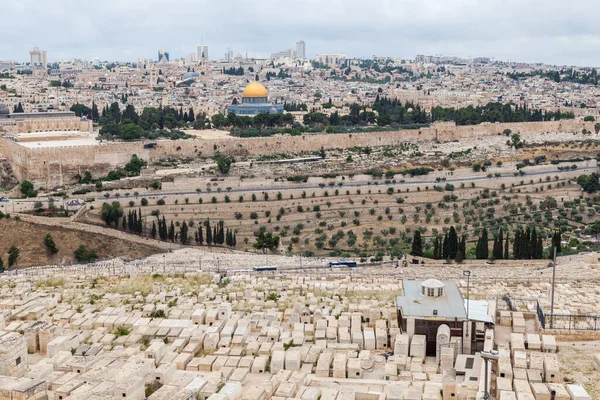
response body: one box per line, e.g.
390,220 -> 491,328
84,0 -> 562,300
253,266 -> 278,272
328,261 -> 358,269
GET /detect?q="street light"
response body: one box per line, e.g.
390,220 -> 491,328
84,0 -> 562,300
480,350 -> 500,400
463,270 -> 471,354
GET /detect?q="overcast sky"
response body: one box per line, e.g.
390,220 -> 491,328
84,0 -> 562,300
2,0 -> 599,66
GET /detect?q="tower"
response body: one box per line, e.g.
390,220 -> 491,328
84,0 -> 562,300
296,41 -> 306,59
197,44 -> 209,62
157,49 -> 169,62
30,47 -> 47,68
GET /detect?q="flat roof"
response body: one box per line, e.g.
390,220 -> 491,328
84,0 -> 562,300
395,280 -> 467,320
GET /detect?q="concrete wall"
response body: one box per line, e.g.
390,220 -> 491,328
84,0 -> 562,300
0,119 -> 593,188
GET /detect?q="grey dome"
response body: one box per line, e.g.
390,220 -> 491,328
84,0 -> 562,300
183,71 -> 199,80
0,103 -> 9,115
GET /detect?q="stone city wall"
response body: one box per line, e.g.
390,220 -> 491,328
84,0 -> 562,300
0,119 -> 593,188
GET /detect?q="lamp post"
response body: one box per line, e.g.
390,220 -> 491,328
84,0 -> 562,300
480,351 -> 500,400
463,270 -> 471,353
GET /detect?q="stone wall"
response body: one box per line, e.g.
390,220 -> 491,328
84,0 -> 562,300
0,119 -> 593,188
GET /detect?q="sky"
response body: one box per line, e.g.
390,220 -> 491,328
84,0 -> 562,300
2,0 -> 599,67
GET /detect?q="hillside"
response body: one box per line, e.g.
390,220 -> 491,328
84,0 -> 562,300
0,218 -> 163,269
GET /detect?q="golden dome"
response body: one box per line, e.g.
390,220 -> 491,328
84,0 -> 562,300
243,81 -> 268,98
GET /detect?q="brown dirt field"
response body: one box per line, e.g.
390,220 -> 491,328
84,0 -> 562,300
0,218 -> 163,268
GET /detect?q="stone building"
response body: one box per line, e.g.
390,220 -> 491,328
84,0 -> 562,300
226,82 -> 284,116
0,333 -> 28,378
0,103 -> 92,134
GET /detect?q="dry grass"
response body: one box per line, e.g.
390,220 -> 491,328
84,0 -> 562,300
0,218 -> 162,268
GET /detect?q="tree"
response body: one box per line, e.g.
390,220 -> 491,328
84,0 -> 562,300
197,226 -> 204,245
213,152 -> 234,174
476,228 -> 489,259
180,222 -> 189,245
7,246 -> 19,267
151,221 -> 157,239
577,173 -> 600,193
100,202 -> 124,228
74,245 -> 98,263
253,230 -> 280,253
20,181 -> 36,197
595,122 -> 600,134
168,221 -> 175,242
492,228 -> 504,259
433,236 -> 441,260
159,216 -> 168,241
91,102 -> 100,122
410,231 -> 423,256
44,233 -> 58,255
551,230 -> 562,257
504,236 -> 510,260
120,123 -> 143,141
205,220 -> 213,244
447,226 -> 458,259
125,154 -> 147,176
0,257 -> 4,273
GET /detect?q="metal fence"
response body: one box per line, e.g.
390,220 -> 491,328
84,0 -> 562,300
502,295 -> 600,331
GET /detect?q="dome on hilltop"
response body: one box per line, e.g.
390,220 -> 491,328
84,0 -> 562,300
243,81 -> 268,98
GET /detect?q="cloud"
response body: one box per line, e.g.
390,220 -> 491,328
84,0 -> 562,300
1,0 -> 598,66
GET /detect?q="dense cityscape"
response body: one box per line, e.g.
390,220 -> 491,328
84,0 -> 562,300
0,4 -> 600,399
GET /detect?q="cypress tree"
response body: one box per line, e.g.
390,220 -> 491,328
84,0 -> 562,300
530,228 -> 538,259
180,222 -> 189,245
198,226 -> 203,245
138,208 -> 143,234
442,234 -> 449,260
233,233 -> 236,247
476,228 -> 489,259
448,226 -> 458,259
168,221 -> 175,242
410,231 -> 423,257
535,236 -> 544,259
433,237 -> 440,260
504,235 -> 510,260
160,216 -> 168,241
206,221 -> 212,245
151,221 -> 157,239
513,229 -> 521,259
498,228 -> 504,259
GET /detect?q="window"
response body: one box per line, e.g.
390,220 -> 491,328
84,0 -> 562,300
427,288 -> 434,297
15,357 -> 20,365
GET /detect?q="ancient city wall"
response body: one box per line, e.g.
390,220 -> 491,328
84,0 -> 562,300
0,119 -> 593,188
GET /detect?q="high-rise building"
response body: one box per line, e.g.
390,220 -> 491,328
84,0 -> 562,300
158,49 -> 169,62
296,41 -> 306,59
29,47 -> 47,68
197,45 -> 209,62
225,47 -> 234,62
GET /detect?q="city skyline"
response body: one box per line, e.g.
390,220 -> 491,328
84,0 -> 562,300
1,0 -> 599,67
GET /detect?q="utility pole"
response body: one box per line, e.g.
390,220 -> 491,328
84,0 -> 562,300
463,270 -> 471,354
550,247 -> 557,329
